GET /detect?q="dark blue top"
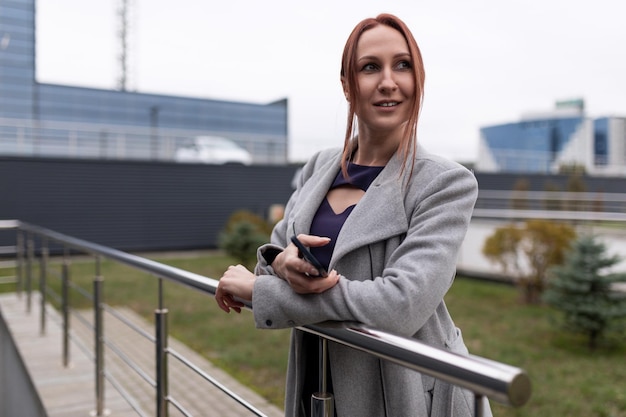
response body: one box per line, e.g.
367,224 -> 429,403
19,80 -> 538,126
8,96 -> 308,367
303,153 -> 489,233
309,162 -> 384,270
302,162 -> 384,416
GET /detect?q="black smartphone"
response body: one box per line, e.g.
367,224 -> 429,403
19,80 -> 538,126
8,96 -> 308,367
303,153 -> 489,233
290,235 -> 328,277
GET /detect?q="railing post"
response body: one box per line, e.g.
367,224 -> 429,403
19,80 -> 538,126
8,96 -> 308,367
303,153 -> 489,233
62,248 -> 70,367
39,238 -> 48,335
93,256 -> 106,416
311,337 -> 334,417
155,279 -> 169,417
475,394 -> 485,417
26,232 -> 34,313
16,229 -> 24,297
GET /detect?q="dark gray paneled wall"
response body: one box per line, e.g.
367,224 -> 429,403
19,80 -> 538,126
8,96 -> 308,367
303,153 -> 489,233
2,157 -> 625,252
0,157 -> 299,251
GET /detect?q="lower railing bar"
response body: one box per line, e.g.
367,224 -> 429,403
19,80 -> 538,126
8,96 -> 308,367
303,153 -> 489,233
67,327 -> 96,362
103,338 -> 157,387
41,257 -> 71,280
102,303 -> 157,343
166,396 -> 193,417
167,347 -> 267,417
44,294 -> 159,416
46,268 -> 63,280
49,300 -> 160,387
68,280 -> 94,301
0,276 -> 17,284
35,297 -> 153,417
68,325 -> 144,416
45,286 -> 62,305
103,370 -> 150,417
71,309 -> 96,332
43,303 -> 63,327
38,297 -> 98,366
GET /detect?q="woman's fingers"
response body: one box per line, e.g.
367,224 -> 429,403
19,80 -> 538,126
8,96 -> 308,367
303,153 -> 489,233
216,290 -> 244,314
295,233 -> 331,248
289,269 -> 340,294
215,264 -> 253,313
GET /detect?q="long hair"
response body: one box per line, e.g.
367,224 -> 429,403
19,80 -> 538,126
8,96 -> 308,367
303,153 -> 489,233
339,14 -> 425,178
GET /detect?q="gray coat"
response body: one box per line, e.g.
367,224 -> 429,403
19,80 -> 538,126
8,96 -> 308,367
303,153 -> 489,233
253,146 -> 492,417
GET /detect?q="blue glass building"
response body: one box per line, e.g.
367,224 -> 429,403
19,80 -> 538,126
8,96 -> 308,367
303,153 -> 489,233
477,101 -> 625,176
0,0 -> 288,163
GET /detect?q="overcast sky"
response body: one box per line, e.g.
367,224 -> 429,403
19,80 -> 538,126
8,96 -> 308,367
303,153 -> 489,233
36,0 -> 626,162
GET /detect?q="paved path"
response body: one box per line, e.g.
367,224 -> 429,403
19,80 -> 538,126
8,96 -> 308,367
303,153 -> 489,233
0,293 -> 284,417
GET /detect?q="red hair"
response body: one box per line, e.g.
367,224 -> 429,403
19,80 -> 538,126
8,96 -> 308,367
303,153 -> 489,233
340,14 -> 425,178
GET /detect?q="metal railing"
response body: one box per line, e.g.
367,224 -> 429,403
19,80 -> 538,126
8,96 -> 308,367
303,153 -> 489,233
0,117 -> 286,165
474,190 -> 626,222
0,220 -> 531,417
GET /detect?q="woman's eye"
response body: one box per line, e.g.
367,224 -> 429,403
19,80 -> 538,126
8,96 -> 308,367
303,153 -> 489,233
361,63 -> 378,72
396,60 -> 412,70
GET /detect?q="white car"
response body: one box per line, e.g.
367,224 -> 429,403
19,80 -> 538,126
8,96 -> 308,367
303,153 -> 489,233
175,136 -> 252,165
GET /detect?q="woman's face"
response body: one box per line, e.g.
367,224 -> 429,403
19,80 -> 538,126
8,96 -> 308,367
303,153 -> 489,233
347,25 -> 415,138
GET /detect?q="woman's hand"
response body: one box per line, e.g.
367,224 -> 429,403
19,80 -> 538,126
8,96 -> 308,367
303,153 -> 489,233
272,234 -> 340,294
215,264 -> 255,313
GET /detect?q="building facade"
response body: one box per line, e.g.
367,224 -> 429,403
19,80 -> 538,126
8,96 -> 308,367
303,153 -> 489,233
0,0 -> 288,163
476,100 -> 626,176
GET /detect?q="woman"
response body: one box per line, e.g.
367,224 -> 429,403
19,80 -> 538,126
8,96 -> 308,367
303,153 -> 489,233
216,13 -> 492,417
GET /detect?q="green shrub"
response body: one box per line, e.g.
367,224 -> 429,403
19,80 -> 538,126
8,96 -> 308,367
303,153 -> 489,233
218,211 -> 271,269
482,220 -> 577,303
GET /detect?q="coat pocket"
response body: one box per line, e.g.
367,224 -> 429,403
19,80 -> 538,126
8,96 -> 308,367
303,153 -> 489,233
445,327 -> 469,355
428,327 -> 475,417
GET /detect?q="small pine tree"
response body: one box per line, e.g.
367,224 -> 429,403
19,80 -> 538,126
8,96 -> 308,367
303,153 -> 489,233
544,235 -> 626,350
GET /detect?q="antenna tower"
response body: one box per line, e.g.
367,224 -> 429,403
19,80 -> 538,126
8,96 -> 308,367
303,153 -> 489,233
116,0 -> 134,91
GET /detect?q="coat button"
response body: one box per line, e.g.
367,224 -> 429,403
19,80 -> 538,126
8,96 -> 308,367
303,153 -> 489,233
265,319 -> 273,326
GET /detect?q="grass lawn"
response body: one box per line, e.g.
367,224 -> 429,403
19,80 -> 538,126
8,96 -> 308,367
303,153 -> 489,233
1,252 -> 625,416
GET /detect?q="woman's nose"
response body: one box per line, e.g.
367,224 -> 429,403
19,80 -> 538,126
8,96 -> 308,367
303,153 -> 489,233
378,68 -> 398,92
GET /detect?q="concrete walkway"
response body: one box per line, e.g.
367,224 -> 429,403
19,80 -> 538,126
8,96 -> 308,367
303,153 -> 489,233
0,293 -> 284,417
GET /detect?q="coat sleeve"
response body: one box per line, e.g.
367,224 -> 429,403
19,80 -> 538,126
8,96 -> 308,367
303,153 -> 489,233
252,158 -> 478,336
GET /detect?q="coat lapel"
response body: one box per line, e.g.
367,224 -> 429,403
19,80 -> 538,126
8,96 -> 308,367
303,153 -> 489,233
289,149 -> 411,267
289,152 -> 343,237
331,152 -> 409,264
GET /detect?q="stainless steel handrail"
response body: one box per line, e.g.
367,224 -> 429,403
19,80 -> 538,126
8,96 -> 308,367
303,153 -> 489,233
1,219 -> 532,416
